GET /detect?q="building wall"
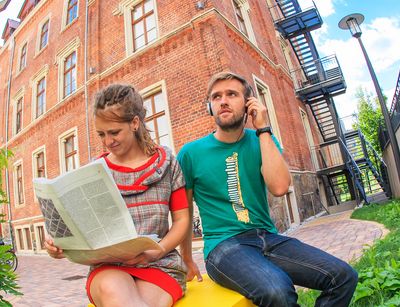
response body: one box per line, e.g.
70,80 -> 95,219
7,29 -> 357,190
0,0 -> 323,251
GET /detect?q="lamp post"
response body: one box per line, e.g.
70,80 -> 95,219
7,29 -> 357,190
339,13 -> 400,184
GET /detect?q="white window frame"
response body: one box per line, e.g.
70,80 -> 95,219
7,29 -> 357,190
140,80 -> 175,152
30,65 -> 49,120
17,40 -> 29,73
55,38 -> 80,102
13,160 -> 25,208
252,75 -> 283,146
12,87 -> 25,136
35,15 -> 51,55
14,224 -> 34,253
231,0 -> 257,45
61,0 -> 79,31
58,127 -> 80,173
33,222 -> 47,253
32,145 -> 47,179
114,0 -> 159,56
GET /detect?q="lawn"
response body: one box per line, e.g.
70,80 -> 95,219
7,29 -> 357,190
297,199 -> 400,307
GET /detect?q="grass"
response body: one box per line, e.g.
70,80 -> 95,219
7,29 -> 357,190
297,199 -> 400,307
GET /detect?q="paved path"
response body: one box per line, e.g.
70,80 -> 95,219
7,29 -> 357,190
4,210 -> 388,306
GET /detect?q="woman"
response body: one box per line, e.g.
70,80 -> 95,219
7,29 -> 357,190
45,84 -> 190,307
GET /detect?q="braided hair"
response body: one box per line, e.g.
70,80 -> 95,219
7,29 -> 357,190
94,84 -> 157,156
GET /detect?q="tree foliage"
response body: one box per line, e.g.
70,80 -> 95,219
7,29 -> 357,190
0,148 -> 22,306
352,87 -> 385,154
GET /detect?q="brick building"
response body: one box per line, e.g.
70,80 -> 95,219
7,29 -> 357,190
0,0 -> 328,254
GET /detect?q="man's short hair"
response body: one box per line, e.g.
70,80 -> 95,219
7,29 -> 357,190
206,72 -> 253,99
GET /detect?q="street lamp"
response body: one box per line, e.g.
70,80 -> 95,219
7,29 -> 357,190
339,13 -> 400,185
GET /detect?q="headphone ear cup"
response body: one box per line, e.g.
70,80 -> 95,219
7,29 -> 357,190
206,101 -> 213,116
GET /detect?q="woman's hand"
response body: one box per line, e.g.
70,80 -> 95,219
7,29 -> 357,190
44,238 -> 65,259
123,248 -> 166,266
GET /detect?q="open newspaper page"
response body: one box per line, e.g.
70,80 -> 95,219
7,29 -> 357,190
33,158 -> 161,265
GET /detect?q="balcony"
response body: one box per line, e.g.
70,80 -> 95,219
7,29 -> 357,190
269,1 -> 322,38
292,55 -> 347,103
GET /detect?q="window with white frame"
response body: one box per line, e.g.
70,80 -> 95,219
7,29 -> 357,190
16,97 -> 23,134
142,84 -> 173,149
231,0 -> 257,44
31,65 -> 49,119
13,161 -> 25,206
36,77 -> 46,117
12,88 -> 24,135
15,225 -> 33,252
33,147 -> 47,179
255,80 -> 282,144
39,20 -> 49,51
62,0 -> 78,29
55,38 -> 80,101
59,128 -> 79,173
118,0 -> 158,55
34,223 -> 47,251
19,42 -> 28,71
64,51 -> 77,97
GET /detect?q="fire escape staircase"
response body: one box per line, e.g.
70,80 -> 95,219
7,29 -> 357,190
269,0 -> 389,206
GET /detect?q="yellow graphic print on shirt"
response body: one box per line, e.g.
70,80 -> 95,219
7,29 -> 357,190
225,152 -> 250,223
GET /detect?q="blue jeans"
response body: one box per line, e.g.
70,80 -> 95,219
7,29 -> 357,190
205,229 -> 358,307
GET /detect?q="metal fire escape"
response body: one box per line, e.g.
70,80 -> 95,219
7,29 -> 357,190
269,0 -> 391,208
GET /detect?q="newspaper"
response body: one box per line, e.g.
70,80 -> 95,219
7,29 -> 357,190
33,158 -> 161,266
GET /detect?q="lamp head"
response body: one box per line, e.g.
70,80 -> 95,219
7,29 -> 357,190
339,13 -> 364,38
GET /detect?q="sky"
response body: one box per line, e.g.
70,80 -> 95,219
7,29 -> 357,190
1,0 -> 400,129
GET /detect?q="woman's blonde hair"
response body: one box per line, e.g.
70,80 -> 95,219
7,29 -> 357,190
94,84 -> 157,156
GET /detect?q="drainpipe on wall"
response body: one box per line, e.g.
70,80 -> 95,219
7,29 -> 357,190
4,36 -> 16,247
84,0 -> 92,162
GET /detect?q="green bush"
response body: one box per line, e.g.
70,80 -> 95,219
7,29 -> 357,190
0,245 -> 22,306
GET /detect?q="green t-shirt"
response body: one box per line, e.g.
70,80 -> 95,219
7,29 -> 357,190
177,129 -> 280,259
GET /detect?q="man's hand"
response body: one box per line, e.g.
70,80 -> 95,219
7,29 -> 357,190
246,97 -> 269,129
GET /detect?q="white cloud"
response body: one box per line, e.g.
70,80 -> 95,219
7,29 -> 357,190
298,0 -> 336,17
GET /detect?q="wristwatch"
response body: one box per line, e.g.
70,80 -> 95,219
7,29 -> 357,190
256,126 -> 273,137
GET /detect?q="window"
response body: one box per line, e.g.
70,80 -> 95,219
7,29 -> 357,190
15,226 -> 33,252
64,51 -> 77,98
39,20 -> 49,50
143,86 -> 173,148
19,43 -> 27,71
55,38 -> 80,101
254,78 -> 282,144
231,0 -> 257,44
59,128 -> 79,173
14,163 -> 25,206
233,0 -> 248,36
34,224 -> 47,251
12,88 -> 24,135
35,151 -> 46,178
132,0 -> 157,50
67,0 -> 78,25
16,97 -> 23,134
36,77 -> 46,117
64,135 -> 77,171
31,65 -> 49,119
118,0 -> 159,55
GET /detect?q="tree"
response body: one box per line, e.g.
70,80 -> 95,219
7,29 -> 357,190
352,87 -> 385,155
0,148 -> 22,306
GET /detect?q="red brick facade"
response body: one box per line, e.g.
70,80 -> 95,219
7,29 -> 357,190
0,0 -> 323,253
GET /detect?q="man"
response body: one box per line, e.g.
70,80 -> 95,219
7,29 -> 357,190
177,72 -> 358,306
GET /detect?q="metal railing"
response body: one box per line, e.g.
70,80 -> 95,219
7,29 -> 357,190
291,55 -> 344,91
310,140 -> 343,171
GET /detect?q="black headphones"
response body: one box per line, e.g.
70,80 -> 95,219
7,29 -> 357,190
206,75 -> 255,116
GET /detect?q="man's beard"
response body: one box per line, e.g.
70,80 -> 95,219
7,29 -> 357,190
216,112 -> 245,132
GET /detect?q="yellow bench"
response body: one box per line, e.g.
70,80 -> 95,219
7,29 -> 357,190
88,274 -> 254,307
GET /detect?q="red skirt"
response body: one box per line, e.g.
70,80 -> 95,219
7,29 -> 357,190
86,265 -> 184,304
